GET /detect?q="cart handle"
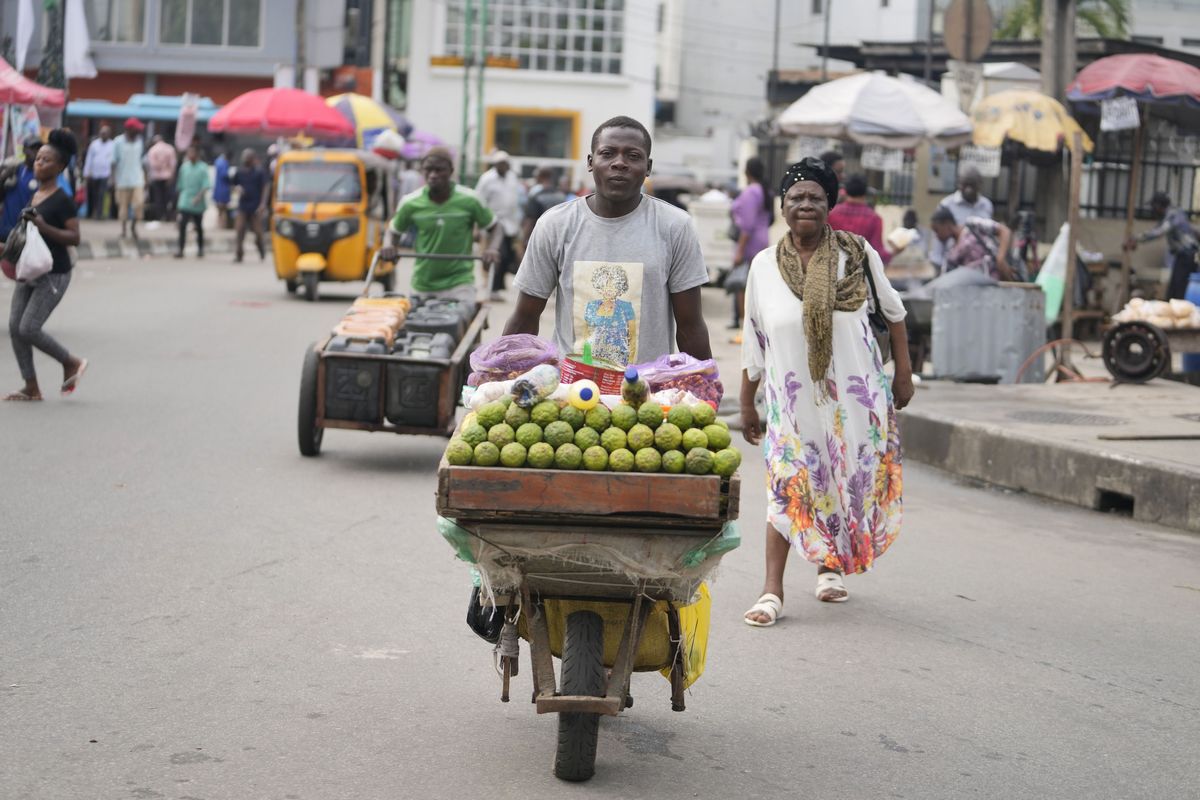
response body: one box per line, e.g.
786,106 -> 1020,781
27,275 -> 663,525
362,251 -> 487,298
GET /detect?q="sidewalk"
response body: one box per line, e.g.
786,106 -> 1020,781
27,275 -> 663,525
75,218 -> 239,260
900,378 -> 1200,533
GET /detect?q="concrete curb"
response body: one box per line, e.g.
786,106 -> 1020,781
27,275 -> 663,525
899,408 -> 1200,534
76,237 -> 236,261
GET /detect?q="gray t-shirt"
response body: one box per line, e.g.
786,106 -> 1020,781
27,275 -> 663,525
513,194 -> 708,367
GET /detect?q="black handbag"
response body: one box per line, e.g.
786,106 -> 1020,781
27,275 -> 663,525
862,258 -> 892,363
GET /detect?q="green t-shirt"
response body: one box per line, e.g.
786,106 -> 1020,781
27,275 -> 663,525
175,159 -> 212,214
390,184 -> 495,292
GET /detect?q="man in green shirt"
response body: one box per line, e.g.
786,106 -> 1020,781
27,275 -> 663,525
174,144 -> 211,259
380,147 -> 502,303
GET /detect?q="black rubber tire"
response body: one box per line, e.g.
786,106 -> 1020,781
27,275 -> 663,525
285,277 -> 299,294
554,611 -> 605,782
379,268 -> 396,293
297,344 -> 324,456
302,271 -> 319,302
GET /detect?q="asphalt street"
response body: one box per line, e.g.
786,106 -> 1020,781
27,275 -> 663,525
2,253 -> 1198,800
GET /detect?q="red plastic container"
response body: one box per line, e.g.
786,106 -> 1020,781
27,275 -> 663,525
560,354 -> 625,395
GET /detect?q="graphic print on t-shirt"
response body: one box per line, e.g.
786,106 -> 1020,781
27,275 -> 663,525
572,260 -> 644,366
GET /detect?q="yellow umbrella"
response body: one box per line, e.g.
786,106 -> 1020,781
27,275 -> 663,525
325,93 -> 413,149
972,89 -> 1093,154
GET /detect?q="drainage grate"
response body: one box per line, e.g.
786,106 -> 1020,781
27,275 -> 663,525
1178,413 -> 1200,424
1008,410 -> 1128,426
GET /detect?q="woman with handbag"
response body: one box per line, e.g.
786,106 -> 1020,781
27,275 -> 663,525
726,157 -> 773,342
6,129 -> 88,402
740,157 -> 913,627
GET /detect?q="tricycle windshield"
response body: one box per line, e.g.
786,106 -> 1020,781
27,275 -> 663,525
278,162 -> 362,203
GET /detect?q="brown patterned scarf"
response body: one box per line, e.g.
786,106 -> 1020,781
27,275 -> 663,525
775,225 -> 868,396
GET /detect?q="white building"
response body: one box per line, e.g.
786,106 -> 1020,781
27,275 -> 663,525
404,0 -> 656,185
1129,0 -> 1200,55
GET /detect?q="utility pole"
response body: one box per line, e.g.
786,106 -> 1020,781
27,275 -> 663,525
460,0 -> 475,177
476,0 -> 488,170
820,1 -> 832,81
771,0 -> 780,100
296,0 -> 306,89
924,0 -> 935,84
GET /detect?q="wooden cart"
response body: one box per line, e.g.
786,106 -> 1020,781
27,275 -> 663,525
1102,320 -> 1200,383
437,463 -> 740,782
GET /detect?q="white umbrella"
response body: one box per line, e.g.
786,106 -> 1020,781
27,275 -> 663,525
777,72 -> 973,149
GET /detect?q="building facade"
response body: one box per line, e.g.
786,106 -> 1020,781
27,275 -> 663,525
402,0 -> 656,183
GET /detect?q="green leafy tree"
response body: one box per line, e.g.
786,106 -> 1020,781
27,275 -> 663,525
998,0 -> 1131,40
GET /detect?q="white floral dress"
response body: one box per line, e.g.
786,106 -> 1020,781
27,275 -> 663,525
741,240 -> 907,574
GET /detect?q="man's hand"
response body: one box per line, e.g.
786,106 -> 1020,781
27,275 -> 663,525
378,246 -> 398,263
741,403 -> 762,446
892,372 -> 915,410
733,245 -> 745,265
1122,237 -> 1138,252
481,248 -> 501,267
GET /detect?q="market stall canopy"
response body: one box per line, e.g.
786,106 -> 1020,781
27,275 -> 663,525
207,88 -> 355,140
67,93 -> 219,123
777,72 -> 973,148
972,89 -> 1093,154
0,56 -> 65,108
326,93 -> 413,149
1067,54 -> 1200,109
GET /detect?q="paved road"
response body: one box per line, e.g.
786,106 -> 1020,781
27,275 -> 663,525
3,255 -> 1198,800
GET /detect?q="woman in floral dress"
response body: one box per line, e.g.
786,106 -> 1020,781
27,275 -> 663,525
741,158 -> 914,627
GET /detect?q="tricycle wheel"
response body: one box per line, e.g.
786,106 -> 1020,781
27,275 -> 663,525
378,268 -> 396,293
301,271 -> 319,302
285,277 -> 299,294
555,610 -> 605,782
297,344 -> 324,456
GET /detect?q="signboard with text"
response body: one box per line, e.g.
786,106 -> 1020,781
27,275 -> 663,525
1100,97 -> 1141,132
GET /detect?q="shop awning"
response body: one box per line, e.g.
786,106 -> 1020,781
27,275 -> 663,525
66,94 -> 220,123
0,57 -> 66,108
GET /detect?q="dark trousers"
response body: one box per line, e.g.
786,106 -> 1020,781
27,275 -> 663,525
1166,247 -> 1198,300
490,234 -> 517,292
149,179 -> 173,222
9,272 -> 72,382
86,178 -> 111,219
177,212 -> 204,256
234,209 -> 265,260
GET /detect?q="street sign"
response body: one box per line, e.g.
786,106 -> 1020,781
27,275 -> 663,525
944,0 -> 994,62
949,59 -> 984,112
861,145 -> 905,173
1100,96 -> 1141,132
959,144 -> 1002,178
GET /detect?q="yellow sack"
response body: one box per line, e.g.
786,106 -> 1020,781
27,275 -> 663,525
520,584 -> 711,690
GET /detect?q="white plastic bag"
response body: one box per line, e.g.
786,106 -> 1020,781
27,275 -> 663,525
15,221 -> 53,283
1034,222 -> 1070,324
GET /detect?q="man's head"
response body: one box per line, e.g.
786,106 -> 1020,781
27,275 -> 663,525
99,125 -> 112,141
186,143 -> 200,162
487,150 -> 510,176
123,118 -> 144,139
535,166 -> 556,186
241,148 -> 258,167
930,206 -> 959,243
844,174 -> 868,200
820,150 -> 845,181
958,167 -> 983,203
1150,191 -> 1171,218
588,116 -> 653,205
421,146 -> 455,194
22,136 -> 42,166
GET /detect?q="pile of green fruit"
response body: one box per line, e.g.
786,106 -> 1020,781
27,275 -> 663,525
444,396 -> 742,478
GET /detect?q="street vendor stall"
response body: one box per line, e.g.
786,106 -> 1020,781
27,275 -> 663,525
0,56 -> 66,158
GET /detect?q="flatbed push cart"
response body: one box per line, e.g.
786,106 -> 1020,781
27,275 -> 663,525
437,463 -> 740,781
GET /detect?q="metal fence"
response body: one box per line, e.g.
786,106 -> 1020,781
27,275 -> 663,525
1081,128 -> 1200,220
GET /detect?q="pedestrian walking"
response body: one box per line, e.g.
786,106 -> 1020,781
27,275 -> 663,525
727,156 -> 773,339
112,118 -> 146,240
474,150 -> 523,300
232,149 -> 268,263
378,147 -> 502,304
521,165 -> 568,242
146,135 -> 178,223
930,206 -> 1015,281
211,150 -> 232,229
5,129 -> 89,402
1124,191 -> 1199,300
829,174 -> 891,265
0,137 -> 43,242
174,144 -> 211,259
82,125 -> 115,220
741,157 -> 912,627
505,115 -> 711,365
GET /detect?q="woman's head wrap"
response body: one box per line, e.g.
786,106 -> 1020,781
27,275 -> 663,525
779,156 -> 839,209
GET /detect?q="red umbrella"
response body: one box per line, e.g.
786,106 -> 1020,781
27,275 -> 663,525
0,56 -> 65,107
207,88 -> 355,140
1067,54 -> 1200,110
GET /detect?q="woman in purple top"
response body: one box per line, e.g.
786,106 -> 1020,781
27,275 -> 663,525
728,157 -> 774,341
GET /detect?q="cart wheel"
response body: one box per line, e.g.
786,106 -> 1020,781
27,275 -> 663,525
301,271 -> 319,302
298,344 -> 324,456
1102,321 -> 1171,383
379,268 -> 396,293
285,277 -> 299,294
555,611 -> 605,782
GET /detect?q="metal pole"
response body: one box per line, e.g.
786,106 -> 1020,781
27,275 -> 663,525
820,1 -> 832,81
1059,131 -> 1084,377
460,0 -> 475,177
295,0 -> 306,89
476,0 -> 488,170
1119,107 -> 1147,305
924,0 -> 935,83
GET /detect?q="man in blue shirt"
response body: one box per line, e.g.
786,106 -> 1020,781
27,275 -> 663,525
232,149 -> 269,262
0,137 -> 43,241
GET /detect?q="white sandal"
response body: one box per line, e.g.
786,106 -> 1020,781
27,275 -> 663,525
744,593 -> 783,627
815,572 -> 848,602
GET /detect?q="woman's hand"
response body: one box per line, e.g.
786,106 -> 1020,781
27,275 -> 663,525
21,207 -> 46,232
741,403 -> 762,446
892,371 -> 914,410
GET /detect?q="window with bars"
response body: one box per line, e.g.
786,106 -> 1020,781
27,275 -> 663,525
444,0 -> 625,75
159,0 -> 262,47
